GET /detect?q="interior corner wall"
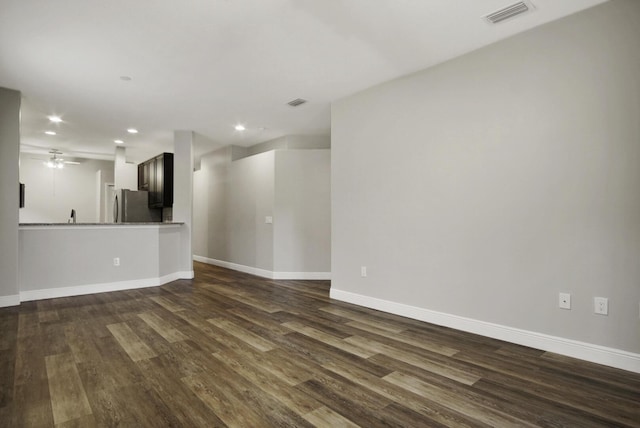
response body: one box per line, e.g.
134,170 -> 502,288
274,150 -> 331,273
285,135 -> 331,150
193,148 -> 275,272
331,0 -> 640,355
193,146 -> 229,260
245,135 -> 331,158
229,151 -> 275,271
0,87 -> 21,303
193,146 -> 331,277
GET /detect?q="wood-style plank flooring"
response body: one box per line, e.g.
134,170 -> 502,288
1,262 -> 639,427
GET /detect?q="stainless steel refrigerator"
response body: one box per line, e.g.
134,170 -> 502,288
113,189 -> 162,223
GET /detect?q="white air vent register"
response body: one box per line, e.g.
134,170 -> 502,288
485,1 -> 535,24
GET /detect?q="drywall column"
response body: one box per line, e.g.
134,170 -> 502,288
174,130 -> 194,277
0,87 -> 21,306
114,146 -> 137,189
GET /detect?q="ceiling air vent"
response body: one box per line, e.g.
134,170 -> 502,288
484,1 -> 534,24
287,98 -> 307,107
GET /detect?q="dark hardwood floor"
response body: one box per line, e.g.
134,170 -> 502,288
1,261 -> 639,427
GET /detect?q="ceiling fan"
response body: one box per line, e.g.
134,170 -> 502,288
32,149 -> 81,169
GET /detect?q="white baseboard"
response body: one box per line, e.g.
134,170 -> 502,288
273,271 -> 331,280
19,271 -> 193,302
194,255 -> 330,280
171,270 -> 195,280
0,294 -> 20,308
330,288 -> 640,374
194,255 -> 273,278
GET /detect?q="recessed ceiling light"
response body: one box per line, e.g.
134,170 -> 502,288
127,128 -> 138,134
235,124 -> 246,131
48,115 -> 62,123
114,139 -> 124,144
45,131 -> 56,135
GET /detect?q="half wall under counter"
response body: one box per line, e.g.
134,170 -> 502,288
18,222 -> 193,302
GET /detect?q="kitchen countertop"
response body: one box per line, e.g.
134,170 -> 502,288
20,222 -> 184,227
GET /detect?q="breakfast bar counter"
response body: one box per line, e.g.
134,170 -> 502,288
18,222 -> 192,302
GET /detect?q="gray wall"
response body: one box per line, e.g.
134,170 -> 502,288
194,145 -> 331,275
246,135 -> 331,157
19,225 -> 185,294
193,146 -> 230,259
194,149 -> 276,270
0,87 -> 20,302
114,146 -> 138,190
229,151 -> 275,270
19,227 -> 159,290
274,150 -> 331,272
173,131 -> 195,276
331,0 -> 640,353
19,155 -> 114,223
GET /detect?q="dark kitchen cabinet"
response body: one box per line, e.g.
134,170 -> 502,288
138,153 -> 173,208
138,161 -> 152,191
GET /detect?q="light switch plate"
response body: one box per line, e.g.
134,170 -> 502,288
594,297 -> 608,315
265,216 -> 273,224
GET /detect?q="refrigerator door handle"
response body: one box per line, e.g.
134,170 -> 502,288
113,194 -> 119,223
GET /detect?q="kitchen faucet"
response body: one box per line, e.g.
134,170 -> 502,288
69,209 -> 76,224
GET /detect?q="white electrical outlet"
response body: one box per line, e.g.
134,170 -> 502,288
360,266 -> 367,277
113,257 -> 120,267
559,292 -> 571,310
265,216 -> 273,224
594,297 -> 608,315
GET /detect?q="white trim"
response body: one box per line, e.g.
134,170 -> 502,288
194,255 -> 274,278
194,255 -> 330,280
19,271 -> 193,302
273,271 -> 331,280
0,294 -> 20,308
330,288 -> 640,374
177,270 -> 195,280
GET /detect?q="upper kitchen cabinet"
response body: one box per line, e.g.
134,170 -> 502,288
138,160 -> 152,192
138,153 -> 173,208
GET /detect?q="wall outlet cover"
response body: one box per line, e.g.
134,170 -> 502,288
559,292 -> 571,310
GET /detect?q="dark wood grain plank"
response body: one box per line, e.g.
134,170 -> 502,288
45,353 -> 93,425
106,322 -> 157,362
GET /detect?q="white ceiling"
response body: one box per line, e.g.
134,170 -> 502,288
1,0 -> 606,163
